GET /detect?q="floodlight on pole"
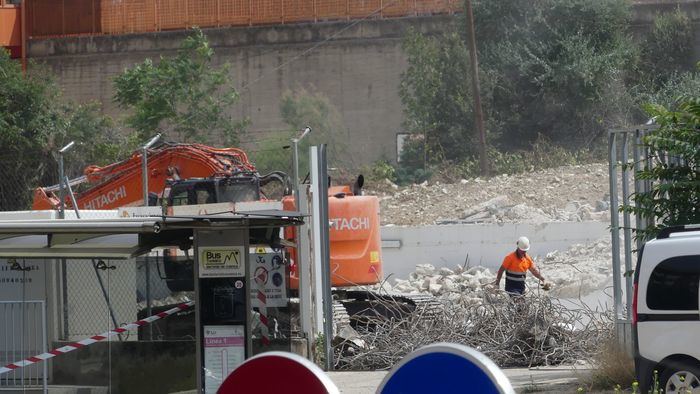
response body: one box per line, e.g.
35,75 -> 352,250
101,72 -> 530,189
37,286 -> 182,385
142,133 -> 161,206
292,126 -> 311,208
58,141 -> 76,219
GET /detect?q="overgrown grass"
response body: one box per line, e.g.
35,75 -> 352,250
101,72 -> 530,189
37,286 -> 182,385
578,339 -> 636,392
365,136 -> 606,185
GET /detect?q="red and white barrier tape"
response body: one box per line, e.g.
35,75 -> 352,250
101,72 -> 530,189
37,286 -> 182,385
0,301 -> 194,375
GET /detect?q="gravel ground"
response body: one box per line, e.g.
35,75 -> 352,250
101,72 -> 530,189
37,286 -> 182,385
366,163 -> 611,226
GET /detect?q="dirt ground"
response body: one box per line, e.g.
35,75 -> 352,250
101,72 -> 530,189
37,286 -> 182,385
366,163 -> 610,226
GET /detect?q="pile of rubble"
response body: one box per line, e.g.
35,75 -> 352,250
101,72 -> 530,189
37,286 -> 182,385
336,291 -> 611,370
379,238 -> 613,302
336,239 -> 615,369
367,163 -> 611,226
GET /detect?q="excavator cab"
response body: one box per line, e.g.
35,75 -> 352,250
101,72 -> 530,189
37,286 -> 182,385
164,175 -> 261,206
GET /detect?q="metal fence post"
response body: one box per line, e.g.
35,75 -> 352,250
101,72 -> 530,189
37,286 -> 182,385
621,132 -> 633,319
608,132 -> 622,324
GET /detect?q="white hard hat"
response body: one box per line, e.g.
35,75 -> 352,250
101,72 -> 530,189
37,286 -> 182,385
517,236 -> 530,251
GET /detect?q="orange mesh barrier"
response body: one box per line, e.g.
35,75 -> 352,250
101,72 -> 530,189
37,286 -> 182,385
316,0 -> 346,21
381,0 -> 413,17
251,0 -> 283,24
219,0 -> 251,26
415,0 -> 452,14
63,0 -> 98,34
29,0 -> 64,36
124,0 -> 156,33
347,0 -> 380,18
189,0 -> 218,27
283,0 -> 314,23
27,0 -> 458,38
157,0 -> 188,30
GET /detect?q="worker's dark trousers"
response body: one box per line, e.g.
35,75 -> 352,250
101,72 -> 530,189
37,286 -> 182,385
505,279 -> 525,296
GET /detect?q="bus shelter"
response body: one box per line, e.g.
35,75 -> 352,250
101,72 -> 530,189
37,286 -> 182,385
0,212 -> 303,393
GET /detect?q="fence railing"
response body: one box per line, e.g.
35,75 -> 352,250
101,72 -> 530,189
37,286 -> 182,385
27,0 -> 460,39
0,300 -> 48,390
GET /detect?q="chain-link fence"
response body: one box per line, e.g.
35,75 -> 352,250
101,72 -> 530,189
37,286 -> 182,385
58,254 -> 195,342
0,154 -> 58,212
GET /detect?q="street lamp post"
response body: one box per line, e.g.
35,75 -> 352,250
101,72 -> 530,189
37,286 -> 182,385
58,141 -> 76,219
142,134 -> 161,206
292,127 -> 311,208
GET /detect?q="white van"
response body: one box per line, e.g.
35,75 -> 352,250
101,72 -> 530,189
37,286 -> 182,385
634,225 -> 700,393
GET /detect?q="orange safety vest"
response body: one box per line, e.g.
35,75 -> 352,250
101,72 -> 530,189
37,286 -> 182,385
501,251 -> 533,283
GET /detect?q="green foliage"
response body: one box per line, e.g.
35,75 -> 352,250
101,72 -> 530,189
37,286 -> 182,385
636,8 -> 696,89
114,28 -> 244,144
634,69 -> 700,113
399,31 -> 478,162
400,0 -> 634,168
365,160 -> 396,183
251,88 -> 350,177
623,96 -> 700,240
0,50 -> 123,210
475,0 -> 634,149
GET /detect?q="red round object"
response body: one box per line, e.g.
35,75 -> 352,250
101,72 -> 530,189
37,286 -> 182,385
218,352 -> 338,394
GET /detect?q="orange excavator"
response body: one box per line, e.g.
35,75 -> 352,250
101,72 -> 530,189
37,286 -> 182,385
32,142 -> 383,290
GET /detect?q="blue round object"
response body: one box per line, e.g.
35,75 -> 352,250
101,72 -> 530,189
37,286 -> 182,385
378,343 -> 514,394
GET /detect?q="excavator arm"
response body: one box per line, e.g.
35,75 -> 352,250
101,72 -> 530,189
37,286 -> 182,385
32,143 -> 256,210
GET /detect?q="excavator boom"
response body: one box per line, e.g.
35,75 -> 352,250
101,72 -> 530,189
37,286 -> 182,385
32,143 -> 255,210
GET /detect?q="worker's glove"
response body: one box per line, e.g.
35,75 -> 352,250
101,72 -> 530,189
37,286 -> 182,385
540,281 -> 551,291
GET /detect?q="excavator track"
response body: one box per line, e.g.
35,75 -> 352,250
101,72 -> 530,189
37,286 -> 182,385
336,290 -> 442,329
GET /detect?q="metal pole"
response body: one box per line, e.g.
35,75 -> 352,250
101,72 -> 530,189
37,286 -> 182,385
464,0 -> 488,176
142,134 -> 161,206
64,176 -> 81,219
297,184 -> 314,358
58,156 -> 65,219
91,260 -> 123,341
145,255 -> 152,340
319,145 -> 333,371
58,141 -> 75,219
310,147 -> 324,358
293,127 -> 311,208
608,133 -> 622,324
293,139 -> 300,207
621,133 -> 633,319
58,142 -> 75,344
41,301 -> 47,393
310,145 -> 333,370
633,130 -> 644,251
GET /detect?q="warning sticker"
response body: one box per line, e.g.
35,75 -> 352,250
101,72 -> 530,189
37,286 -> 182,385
199,247 -> 245,278
250,252 -> 287,307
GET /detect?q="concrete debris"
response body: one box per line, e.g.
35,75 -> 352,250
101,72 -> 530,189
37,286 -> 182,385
381,238 -> 614,301
367,163 -> 612,226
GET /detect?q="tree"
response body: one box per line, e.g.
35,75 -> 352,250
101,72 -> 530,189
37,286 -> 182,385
624,97 -> 700,240
114,28 -> 245,145
474,0 -> 634,149
635,8 -> 696,90
250,88 -> 350,177
399,31 -> 477,163
0,49 -> 123,210
399,0 -> 635,163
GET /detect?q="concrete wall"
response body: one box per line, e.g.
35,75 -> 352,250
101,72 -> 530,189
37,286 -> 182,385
26,1 -> 700,165
28,16 -> 451,164
380,221 -> 609,280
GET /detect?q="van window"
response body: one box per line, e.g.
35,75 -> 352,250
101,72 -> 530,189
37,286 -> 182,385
647,256 -> 700,310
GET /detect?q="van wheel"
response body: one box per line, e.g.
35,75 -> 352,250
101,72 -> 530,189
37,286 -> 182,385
661,364 -> 700,394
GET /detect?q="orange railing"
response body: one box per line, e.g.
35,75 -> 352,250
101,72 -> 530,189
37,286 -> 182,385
26,0 -> 460,39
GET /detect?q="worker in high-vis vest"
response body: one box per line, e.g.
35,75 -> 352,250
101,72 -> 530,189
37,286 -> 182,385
492,236 -> 546,295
